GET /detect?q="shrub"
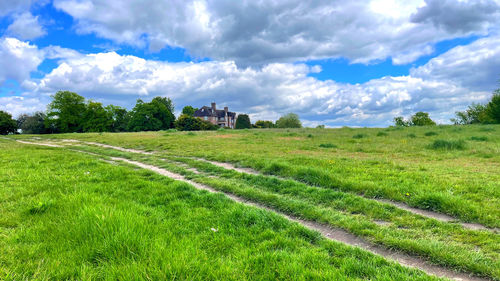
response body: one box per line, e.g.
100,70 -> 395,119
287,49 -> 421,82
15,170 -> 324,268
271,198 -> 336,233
470,136 -> 488,141
352,134 -> 366,139
376,131 -> 388,137
319,143 -> 337,148
407,133 -> 416,138
0,110 -> 17,135
276,113 -> 302,128
235,114 -> 251,129
424,131 -> 438,136
428,139 -> 467,150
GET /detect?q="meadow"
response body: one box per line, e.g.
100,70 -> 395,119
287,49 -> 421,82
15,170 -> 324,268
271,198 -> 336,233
2,124 -> 499,280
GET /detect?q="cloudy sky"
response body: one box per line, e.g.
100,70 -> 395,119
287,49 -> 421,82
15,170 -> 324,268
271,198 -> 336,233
1,0 -> 499,127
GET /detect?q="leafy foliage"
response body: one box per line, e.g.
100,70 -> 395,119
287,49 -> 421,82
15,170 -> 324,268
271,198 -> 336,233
83,101 -> 112,132
254,120 -> 275,128
17,112 -> 48,134
175,114 -> 218,131
181,106 -> 197,116
276,113 -> 302,128
452,103 -> 487,124
127,97 -> 175,132
235,114 -> 251,129
45,91 -> 86,133
410,112 -> 436,126
0,110 -> 17,135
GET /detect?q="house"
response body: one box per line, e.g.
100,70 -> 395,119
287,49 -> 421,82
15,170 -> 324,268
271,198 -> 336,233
193,102 -> 237,128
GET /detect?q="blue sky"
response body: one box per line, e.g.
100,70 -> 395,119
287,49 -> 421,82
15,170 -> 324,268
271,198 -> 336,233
1,0 -> 499,127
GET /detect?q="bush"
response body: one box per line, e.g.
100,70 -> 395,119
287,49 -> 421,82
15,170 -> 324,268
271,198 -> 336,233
470,136 -> 488,141
424,131 -> 438,136
376,131 -> 388,136
175,114 -> 217,131
276,113 -> 302,128
352,134 -> 366,139
407,133 -> 416,138
319,143 -> 337,148
428,139 -> 467,150
235,114 -> 251,129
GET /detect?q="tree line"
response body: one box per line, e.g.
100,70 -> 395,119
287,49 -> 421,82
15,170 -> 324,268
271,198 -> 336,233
0,90 -> 305,135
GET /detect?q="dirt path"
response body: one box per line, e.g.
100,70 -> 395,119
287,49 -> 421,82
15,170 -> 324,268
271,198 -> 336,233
13,139 -> 491,281
18,138 -> 497,232
196,158 -> 497,232
108,156 -> 487,281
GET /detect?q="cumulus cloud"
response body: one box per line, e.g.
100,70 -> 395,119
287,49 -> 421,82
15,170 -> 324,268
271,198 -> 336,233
6,12 -> 46,40
410,0 -> 500,33
32,36 -> 499,126
0,0 -> 33,16
0,95 -> 47,118
0,37 -> 44,84
52,0 -> 500,66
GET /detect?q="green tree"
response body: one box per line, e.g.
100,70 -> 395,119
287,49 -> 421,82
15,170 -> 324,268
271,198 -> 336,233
276,113 -> 302,128
18,112 -> 48,134
45,91 -> 86,133
235,114 -> 251,129
151,97 -> 176,129
181,106 -> 197,117
0,110 -> 17,135
410,112 -> 436,126
452,103 -> 487,125
255,120 -> 275,128
393,116 -> 410,127
127,97 -> 175,132
82,101 -> 112,132
105,105 -> 130,132
484,90 -> 500,123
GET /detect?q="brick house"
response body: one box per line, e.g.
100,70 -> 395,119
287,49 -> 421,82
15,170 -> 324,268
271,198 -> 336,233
193,102 -> 237,129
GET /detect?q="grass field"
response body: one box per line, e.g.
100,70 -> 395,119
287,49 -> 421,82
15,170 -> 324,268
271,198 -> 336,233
2,124 -> 499,280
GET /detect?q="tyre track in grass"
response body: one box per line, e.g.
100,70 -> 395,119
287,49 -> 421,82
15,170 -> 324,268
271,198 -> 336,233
190,157 -> 498,233
96,154 -> 490,281
16,138 -> 499,232
13,139 -> 493,281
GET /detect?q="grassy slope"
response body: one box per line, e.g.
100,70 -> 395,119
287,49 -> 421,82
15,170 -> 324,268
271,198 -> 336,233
0,140 -> 437,280
34,125 -> 500,227
70,143 -> 500,279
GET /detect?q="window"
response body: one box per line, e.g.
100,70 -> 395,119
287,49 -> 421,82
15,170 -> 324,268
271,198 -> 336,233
204,116 -> 208,120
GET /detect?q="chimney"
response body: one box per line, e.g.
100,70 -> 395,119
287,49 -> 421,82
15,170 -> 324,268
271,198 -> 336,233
211,102 -> 216,111
224,106 -> 228,114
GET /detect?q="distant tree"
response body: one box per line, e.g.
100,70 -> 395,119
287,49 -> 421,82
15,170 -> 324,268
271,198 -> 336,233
82,101 -> 112,132
175,114 -> 217,131
235,114 -> 251,129
18,112 -> 48,134
45,91 -> 86,133
451,103 -> 487,125
105,105 -> 130,132
276,113 -> 302,128
151,97 -> 176,129
0,110 -> 17,135
127,97 -> 176,132
484,90 -> 500,123
181,106 -> 197,117
316,125 -> 325,129
410,112 -> 436,126
255,120 -> 275,128
393,116 -> 410,127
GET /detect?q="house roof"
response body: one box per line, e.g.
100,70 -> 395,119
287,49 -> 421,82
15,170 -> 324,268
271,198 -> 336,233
194,106 -> 236,118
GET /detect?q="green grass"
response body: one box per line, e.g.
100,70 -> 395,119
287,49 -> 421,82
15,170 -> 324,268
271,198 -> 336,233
319,143 -> 337,148
428,139 -> 467,150
424,131 -> 438,136
0,140 -> 442,280
13,125 -> 500,229
63,144 -> 500,279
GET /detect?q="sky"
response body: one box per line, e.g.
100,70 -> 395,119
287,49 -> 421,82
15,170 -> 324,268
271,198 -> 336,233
0,0 -> 500,127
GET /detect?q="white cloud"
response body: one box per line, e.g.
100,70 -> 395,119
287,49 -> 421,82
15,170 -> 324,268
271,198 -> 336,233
0,0 -> 33,17
6,12 -> 46,40
2,33 -> 499,126
0,95 -> 46,118
0,37 -> 44,84
52,0 -> 500,66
